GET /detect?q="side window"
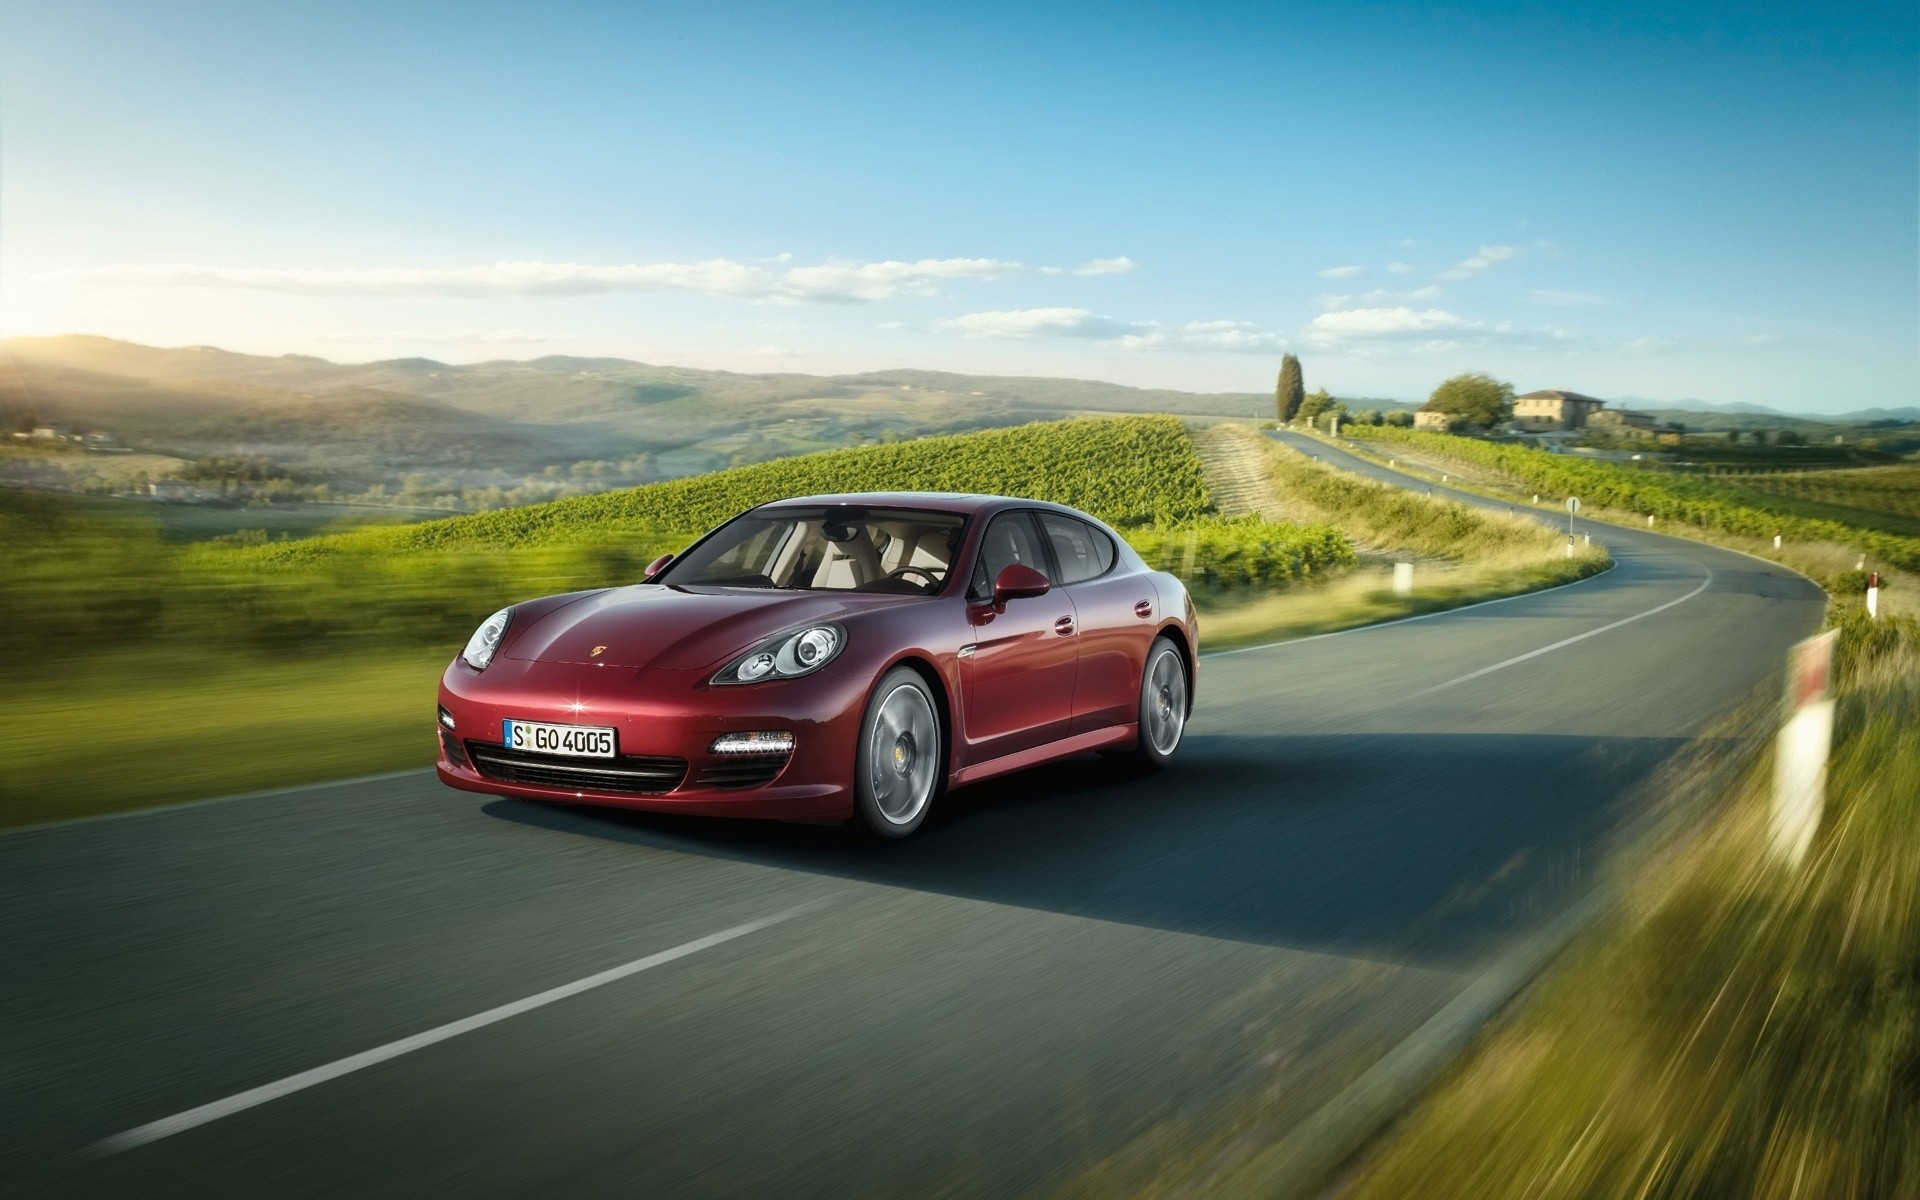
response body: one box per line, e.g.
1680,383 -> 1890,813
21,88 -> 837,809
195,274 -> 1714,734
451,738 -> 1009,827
972,512 -> 1050,596
1039,513 -> 1114,584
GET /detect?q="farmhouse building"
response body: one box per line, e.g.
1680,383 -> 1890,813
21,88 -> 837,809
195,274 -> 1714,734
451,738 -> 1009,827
1413,409 -> 1458,432
1510,390 -> 1606,431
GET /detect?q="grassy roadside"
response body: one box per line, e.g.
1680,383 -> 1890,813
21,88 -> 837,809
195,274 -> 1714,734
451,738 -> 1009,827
1337,607 -> 1920,1198
1196,427 -> 1610,650
2,648 -> 447,830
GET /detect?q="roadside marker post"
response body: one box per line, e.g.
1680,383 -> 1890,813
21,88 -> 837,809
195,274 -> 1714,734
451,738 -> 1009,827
1774,533 -> 1783,549
1392,562 -> 1414,597
1867,572 -> 1879,619
1770,630 -> 1837,868
1647,515 -> 1655,527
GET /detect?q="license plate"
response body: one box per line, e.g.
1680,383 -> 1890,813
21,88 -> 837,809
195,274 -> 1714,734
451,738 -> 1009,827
502,719 -> 616,758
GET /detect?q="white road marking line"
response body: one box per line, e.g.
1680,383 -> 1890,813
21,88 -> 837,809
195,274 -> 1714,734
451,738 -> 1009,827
1407,569 -> 1714,699
1200,561 -> 1617,660
96,906 -> 811,1154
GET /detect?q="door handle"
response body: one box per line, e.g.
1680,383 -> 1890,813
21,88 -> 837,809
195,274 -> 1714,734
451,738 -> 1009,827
1134,600 -> 1153,618
1054,616 -> 1075,635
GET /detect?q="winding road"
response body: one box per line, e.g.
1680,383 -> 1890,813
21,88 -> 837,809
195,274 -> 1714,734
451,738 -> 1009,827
2,434 -> 1824,1198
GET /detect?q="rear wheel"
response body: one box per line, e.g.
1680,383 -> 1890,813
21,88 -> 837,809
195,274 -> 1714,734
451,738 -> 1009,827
853,667 -> 942,838
1131,637 -> 1188,768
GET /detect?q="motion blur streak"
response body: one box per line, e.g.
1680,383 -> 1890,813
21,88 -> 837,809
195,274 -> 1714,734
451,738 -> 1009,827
95,907 -> 810,1154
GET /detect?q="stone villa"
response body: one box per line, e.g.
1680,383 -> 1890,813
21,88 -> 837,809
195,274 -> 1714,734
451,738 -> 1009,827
1509,389 -> 1607,431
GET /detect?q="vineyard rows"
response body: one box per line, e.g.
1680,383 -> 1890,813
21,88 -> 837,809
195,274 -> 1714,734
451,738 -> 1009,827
1345,426 -> 1920,571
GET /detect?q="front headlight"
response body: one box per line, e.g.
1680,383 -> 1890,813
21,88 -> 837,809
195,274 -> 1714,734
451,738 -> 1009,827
461,607 -> 513,670
713,623 -> 844,685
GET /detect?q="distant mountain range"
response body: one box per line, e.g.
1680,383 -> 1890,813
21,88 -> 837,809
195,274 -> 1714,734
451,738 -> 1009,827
0,335 -> 1274,489
2,336 -> 1911,491
1609,395 -> 1920,424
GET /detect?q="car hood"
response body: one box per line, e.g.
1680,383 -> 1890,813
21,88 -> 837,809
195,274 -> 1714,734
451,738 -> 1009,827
504,585 -> 920,671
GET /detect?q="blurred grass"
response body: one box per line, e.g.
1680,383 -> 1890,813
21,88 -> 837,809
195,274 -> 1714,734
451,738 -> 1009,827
1339,606 -> 1920,1199
2,649 -> 446,829
1199,555 -> 1606,651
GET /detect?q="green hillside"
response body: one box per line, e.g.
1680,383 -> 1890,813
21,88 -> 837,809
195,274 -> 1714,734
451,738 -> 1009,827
6,416 -> 1352,666
234,414 -> 1213,563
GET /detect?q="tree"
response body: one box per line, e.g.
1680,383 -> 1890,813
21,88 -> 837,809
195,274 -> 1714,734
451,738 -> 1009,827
1425,372 -> 1515,429
1275,354 -> 1305,424
1297,388 -> 1334,424
1384,410 -> 1415,427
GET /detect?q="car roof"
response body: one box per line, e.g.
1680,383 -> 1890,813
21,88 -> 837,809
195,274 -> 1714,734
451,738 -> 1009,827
754,492 -> 1087,519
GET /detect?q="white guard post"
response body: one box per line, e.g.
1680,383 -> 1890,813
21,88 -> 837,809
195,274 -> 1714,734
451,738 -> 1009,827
1867,572 -> 1879,619
1770,629 -> 1838,867
1392,561 -> 1414,596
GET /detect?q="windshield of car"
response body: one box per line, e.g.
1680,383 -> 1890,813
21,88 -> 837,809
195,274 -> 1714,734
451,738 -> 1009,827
655,506 -> 967,595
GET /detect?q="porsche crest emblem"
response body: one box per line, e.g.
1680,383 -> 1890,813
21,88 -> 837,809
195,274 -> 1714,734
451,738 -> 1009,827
590,645 -> 607,658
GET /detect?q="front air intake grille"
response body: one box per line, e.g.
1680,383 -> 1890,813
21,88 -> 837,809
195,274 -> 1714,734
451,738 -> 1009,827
465,742 -> 688,795
439,730 -> 469,769
694,756 -> 790,790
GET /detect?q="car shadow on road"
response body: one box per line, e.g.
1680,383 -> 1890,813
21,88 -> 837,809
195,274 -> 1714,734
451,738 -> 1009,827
484,730 -> 1707,971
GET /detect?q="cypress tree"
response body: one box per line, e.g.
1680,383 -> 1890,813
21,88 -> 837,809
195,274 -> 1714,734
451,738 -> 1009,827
1276,354 -> 1305,423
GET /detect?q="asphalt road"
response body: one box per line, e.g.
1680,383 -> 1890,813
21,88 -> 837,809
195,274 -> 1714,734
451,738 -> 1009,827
2,437 -> 1825,1199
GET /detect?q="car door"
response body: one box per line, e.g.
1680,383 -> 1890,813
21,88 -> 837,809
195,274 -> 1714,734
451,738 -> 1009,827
1038,512 -> 1149,735
959,510 -> 1079,763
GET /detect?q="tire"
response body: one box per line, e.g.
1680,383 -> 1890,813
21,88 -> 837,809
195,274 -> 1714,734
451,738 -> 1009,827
1131,637 -> 1189,768
853,667 -> 943,838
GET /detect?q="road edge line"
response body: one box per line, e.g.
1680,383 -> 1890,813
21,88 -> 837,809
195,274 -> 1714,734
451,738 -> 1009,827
1213,889 -> 1606,1200
1,767 -> 435,839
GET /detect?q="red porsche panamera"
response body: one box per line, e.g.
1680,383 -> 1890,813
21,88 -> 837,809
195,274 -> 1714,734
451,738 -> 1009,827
435,493 -> 1196,837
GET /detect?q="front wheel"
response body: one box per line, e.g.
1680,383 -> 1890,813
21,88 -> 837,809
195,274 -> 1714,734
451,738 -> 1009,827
853,667 -> 943,838
1131,637 -> 1189,768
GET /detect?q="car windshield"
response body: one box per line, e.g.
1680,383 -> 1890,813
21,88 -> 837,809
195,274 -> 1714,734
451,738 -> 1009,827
656,506 -> 967,595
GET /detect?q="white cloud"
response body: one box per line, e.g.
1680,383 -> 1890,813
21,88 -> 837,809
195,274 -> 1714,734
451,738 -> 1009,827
1315,284 -> 1441,310
1436,244 -> 1521,281
49,254 -> 1134,305
1305,305 -> 1575,350
777,258 -> 1025,302
1318,264 -> 1366,279
1527,289 -> 1607,308
938,308 -> 1131,339
1386,261 -> 1414,275
938,307 -> 1283,353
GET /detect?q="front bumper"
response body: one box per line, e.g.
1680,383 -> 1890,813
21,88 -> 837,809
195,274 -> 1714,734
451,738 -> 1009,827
434,656 -> 866,820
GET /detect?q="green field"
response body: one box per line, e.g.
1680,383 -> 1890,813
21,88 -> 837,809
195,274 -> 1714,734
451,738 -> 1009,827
4,649 -> 448,829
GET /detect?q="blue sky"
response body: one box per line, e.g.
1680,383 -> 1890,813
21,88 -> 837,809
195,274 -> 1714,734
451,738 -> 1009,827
2,1 -> 1913,410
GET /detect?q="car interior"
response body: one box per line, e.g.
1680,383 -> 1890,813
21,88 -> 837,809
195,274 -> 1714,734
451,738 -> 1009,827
665,507 -> 967,594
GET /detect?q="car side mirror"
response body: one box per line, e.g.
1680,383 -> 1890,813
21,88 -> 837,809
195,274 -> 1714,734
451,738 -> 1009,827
992,562 -> 1050,605
643,554 -> 674,581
